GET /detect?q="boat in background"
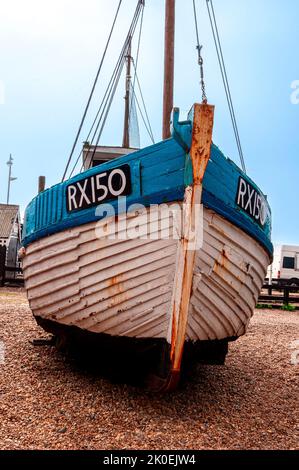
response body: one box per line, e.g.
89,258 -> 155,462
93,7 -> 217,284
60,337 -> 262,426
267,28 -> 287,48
21,0 -> 273,391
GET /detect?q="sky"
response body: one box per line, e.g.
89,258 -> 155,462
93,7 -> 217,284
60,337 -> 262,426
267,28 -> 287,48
0,0 -> 298,246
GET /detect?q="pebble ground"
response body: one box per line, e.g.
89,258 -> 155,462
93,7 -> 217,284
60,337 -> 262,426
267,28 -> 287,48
0,288 -> 298,450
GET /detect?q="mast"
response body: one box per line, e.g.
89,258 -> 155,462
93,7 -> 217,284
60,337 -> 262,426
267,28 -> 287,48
122,37 -> 132,148
162,0 -> 175,140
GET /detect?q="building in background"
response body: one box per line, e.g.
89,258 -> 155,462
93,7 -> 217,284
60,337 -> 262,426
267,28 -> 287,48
267,244 -> 281,279
0,204 -> 22,278
267,244 -> 299,285
278,245 -> 299,284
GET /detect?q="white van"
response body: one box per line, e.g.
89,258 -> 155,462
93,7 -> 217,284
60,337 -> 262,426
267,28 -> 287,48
278,245 -> 299,285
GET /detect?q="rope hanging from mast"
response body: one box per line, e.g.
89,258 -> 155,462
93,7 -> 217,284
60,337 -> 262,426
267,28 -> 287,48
67,0 -> 145,178
192,0 -> 208,103
86,1 -> 145,169
128,2 -> 144,133
206,0 -> 246,173
62,0 -> 123,182
132,59 -> 155,144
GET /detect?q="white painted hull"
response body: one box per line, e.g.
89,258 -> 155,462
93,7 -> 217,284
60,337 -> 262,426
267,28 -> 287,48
187,209 -> 269,341
23,204 -> 270,343
21,104 -> 272,390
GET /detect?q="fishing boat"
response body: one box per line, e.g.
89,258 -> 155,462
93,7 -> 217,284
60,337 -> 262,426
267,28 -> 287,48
21,0 -> 273,391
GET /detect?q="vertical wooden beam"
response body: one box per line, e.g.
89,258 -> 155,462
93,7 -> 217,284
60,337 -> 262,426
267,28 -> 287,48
38,176 -> 46,194
162,0 -> 175,140
165,103 -> 214,391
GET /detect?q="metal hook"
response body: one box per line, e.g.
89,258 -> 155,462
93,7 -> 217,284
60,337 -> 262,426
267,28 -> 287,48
196,44 -> 203,65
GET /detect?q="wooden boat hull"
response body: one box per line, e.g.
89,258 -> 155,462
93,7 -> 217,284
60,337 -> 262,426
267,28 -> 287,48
21,104 -> 273,389
22,202 -> 270,389
23,204 -> 270,341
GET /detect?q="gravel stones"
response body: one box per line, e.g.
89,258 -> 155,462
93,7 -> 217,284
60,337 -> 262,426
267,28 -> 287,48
0,288 -> 298,450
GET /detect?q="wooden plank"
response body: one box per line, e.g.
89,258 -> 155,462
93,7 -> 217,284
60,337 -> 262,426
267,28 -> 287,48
23,204 -> 179,340
165,103 -> 215,391
162,0 -> 175,139
258,295 -> 299,304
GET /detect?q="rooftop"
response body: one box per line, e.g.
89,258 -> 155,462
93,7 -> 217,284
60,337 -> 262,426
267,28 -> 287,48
0,204 -> 19,239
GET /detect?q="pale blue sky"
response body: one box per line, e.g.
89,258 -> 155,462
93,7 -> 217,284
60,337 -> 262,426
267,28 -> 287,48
0,0 -> 298,244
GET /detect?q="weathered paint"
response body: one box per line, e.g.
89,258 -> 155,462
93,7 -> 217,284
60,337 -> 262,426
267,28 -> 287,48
22,203 -> 270,342
164,104 -> 214,391
22,106 -> 272,258
23,206 -> 179,340
21,102 -> 273,390
186,208 -> 270,341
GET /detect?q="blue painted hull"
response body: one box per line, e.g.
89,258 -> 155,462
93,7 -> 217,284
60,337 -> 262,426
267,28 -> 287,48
22,108 -> 273,258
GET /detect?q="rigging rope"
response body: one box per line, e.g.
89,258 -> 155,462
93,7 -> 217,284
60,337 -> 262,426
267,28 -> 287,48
128,83 -> 141,148
62,0 -> 123,182
69,52 -> 125,178
129,2 -> 144,129
86,0 -> 145,169
192,0 -> 207,103
206,0 -> 246,173
132,88 -> 154,144
87,60 -> 125,164
69,0 -> 145,177
80,54 -> 126,171
69,46 -> 126,177
132,59 -> 155,143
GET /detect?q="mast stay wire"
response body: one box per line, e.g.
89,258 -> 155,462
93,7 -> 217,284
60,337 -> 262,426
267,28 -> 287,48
87,1 -> 145,169
79,2 -> 143,173
70,44 -> 126,177
80,54 -> 126,172
192,0 -> 208,103
205,0 -> 246,173
70,44 -> 128,177
85,60 -> 125,170
132,86 -> 154,144
131,59 -> 155,144
69,0 -> 145,177
128,82 -> 141,148
62,0 -> 123,182
128,2 -> 144,132
69,53 -> 126,177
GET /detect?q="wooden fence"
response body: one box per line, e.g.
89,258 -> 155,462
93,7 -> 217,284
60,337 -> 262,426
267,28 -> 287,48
258,278 -> 299,308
